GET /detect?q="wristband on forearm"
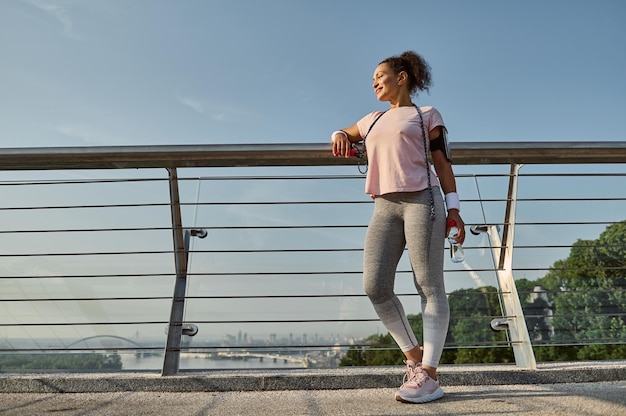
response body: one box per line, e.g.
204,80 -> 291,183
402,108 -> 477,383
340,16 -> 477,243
331,130 -> 348,143
445,192 -> 460,212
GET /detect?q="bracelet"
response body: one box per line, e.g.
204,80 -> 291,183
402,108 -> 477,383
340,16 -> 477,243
331,130 -> 348,143
445,192 -> 460,212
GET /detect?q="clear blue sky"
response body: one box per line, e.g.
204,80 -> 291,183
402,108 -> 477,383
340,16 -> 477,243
1,0 -> 625,148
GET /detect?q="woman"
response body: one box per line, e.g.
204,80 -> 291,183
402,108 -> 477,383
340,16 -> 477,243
331,51 -> 465,404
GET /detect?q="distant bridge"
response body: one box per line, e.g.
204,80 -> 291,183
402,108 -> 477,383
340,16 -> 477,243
66,335 -> 151,349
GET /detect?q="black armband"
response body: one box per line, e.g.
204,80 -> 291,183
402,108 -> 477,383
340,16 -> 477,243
429,127 -> 452,162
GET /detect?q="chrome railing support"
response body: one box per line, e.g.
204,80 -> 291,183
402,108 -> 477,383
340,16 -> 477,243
472,164 -> 537,368
162,167 -> 189,376
491,164 -> 537,369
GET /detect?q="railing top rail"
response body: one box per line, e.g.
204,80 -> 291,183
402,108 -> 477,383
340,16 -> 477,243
0,141 -> 625,170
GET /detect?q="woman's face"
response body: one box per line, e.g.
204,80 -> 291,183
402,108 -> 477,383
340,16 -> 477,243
372,63 -> 401,102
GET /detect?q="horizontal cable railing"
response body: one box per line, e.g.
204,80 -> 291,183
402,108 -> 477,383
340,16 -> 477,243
0,142 -> 625,373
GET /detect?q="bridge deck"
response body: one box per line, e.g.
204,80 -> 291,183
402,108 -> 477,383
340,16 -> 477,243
1,361 -> 625,415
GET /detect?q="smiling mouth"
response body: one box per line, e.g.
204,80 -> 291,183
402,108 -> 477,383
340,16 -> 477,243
375,88 -> 382,94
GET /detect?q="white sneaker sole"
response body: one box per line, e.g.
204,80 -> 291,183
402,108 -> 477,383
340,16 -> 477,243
395,386 -> 444,404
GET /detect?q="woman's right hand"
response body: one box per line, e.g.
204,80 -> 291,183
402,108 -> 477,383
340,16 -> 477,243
331,131 -> 351,158
331,125 -> 361,158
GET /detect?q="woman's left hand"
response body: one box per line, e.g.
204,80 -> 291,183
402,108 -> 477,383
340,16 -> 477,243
446,210 -> 465,244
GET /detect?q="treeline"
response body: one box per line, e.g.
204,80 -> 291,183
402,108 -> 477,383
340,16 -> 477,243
341,220 -> 626,366
0,353 -> 123,370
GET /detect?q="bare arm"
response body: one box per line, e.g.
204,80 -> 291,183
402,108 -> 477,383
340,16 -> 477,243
430,126 -> 466,243
331,124 -> 362,158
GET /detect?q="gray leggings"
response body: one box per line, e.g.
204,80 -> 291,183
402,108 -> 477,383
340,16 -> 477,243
363,189 -> 449,368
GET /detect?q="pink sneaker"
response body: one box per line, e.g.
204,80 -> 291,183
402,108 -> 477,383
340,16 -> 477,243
395,360 -> 444,404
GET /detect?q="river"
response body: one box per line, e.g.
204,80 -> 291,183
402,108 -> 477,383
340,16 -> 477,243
120,353 -> 307,371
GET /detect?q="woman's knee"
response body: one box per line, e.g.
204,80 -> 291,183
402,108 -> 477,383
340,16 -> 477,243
363,278 -> 393,304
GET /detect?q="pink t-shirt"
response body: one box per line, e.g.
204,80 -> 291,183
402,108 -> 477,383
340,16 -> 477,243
357,105 -> 445,196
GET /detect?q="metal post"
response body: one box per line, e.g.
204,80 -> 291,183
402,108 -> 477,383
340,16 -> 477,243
489,164 -> 536,369
162,167 -> 189,376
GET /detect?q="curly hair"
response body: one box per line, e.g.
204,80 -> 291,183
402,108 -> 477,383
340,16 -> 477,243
380,51 -> 432,97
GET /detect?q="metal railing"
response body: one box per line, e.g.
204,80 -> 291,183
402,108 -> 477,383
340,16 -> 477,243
0,142 -> 625,375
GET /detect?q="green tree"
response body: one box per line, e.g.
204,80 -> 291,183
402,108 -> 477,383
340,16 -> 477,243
340,315 -> 423,366
533,220 -> 626,360
446,286 -> 513,364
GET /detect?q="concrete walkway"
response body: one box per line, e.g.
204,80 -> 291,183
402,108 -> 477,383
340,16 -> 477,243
1,382 -> 625,415
1,361 -> 625,415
